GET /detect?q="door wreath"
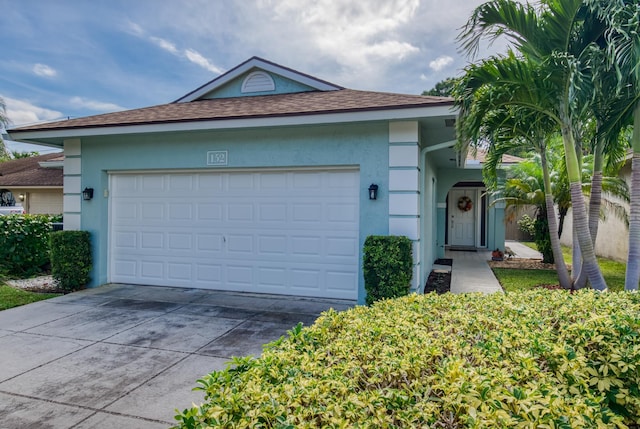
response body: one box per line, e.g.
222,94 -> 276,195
457,195 -> 473,212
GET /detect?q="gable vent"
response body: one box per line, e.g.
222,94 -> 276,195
241,71 -> 275,93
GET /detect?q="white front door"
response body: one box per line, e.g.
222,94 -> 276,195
449,188 -> 476,247
108,168 -> 360,299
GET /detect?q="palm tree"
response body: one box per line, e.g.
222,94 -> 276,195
456,90 -> 574,287
0,97 -> 10,160
457,0 -> 609,290
588,0 -> 640,291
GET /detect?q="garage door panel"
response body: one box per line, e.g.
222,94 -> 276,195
141,261 -> 164,279
258,203 -> 287,222
258,235 -> 287,254
142,175 -> 165,192
227,234 -> 253,253
326,237 -> 358,257
110,169 -> 359,299
326,271 -> 358,292
196,234 -> 224,252
168,263 -> 192,281
227,203 -> 254,221
292,204 -> 322,222
227,265 -> 253,286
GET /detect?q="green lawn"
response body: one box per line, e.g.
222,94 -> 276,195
0,284 -> 61,311
495,243 -> 626,292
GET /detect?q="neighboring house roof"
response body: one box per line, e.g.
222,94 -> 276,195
465,147 -> 523,168
11,89 -> 453,133
0,153 -> 63,187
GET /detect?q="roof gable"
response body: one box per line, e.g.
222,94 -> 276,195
176,56 -> 342,102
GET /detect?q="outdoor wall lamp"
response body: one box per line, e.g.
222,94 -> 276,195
368,183 -> 379,200
82,187 -> 94,201
18,194 -> 25,202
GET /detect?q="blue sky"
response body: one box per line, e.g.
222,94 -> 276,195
0,0 -> 506,153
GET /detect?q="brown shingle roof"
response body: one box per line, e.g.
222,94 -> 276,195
0,153 -> 63,187
11,89 -> 454,133
467,148 -> 523,164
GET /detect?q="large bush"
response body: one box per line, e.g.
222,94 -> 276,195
50,230 -> 92,292
0,214 -> 59,276
363,235 -> 413,305
174,291 -> 640,428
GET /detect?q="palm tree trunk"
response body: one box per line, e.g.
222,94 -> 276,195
541,150 -> 571,288
589,132 -> 605,244
557,207 -> 568,238
625,102 -> 640,291
575,135 -> 605,289
572,227 -> 582,285
560,117 -> 607,291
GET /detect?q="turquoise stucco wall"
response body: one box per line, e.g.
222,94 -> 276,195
79,122 -> 390,304
203,70 -> 316,99
421,152 -> 439,282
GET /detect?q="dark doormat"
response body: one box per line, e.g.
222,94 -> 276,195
424,270 -> 451,294
448,247 -> 477,252
434,258 -> 453,266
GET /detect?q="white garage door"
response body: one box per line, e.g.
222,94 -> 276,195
109,169 -> 360,299
29,191 -> 63,214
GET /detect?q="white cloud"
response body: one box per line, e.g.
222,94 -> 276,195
150,36 -> 178,54
429,55 -> 454,72
69,96 -> 125,112
266,0 -> 421,68
128,22 -> 223,75
125,21 -> 144,37
2,96 -> 63,127
184,49 -> 224,74
33,63 -> 57,77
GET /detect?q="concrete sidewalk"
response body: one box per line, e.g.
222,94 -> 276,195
0,284 -> 354,428
446,248 -> 504,294
505,240 -> 544,259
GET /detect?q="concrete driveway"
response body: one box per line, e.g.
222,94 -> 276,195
0,284 -> 354,428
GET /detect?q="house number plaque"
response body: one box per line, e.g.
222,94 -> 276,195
207,151 -> 228,166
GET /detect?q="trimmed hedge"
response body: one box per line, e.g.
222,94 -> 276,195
0,214 -> 59,276
174,291 -> 640,428
363,235 -> 413,305
50,231 -> 92,292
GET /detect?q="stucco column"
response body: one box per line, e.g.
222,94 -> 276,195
436,203 -> 447,259
63,139 -> 82,230
388,121 -> 421,292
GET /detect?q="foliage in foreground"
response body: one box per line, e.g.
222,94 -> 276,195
0,285 -> 60,311
174,291 -> 640,428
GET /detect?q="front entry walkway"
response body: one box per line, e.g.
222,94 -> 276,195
446,248 -> 504,294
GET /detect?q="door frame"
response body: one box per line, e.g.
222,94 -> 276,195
447,187 -> 486,248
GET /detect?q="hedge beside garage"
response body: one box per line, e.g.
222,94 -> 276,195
174,290 -> 640,428
0,214 -> 60,277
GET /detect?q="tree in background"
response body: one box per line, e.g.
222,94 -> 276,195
422,77 -> 458,97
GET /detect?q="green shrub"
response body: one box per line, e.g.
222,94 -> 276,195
174,291 -> 640,428
517,213 -> 536,236
49,231 -> 92,292
363,235 -> 413,305
0,214 -> 57,277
